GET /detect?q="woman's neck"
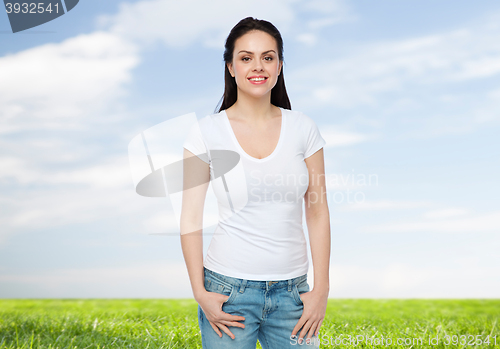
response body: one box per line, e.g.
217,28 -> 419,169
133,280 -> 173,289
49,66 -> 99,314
226,93 -> 279,123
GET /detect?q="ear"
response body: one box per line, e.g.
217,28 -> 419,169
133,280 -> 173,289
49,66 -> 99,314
227,62 -> 235,78
278,60 -> 283,76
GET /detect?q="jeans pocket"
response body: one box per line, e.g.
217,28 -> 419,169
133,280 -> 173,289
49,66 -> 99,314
292,279 -> 310,306
205,274 -> 237,305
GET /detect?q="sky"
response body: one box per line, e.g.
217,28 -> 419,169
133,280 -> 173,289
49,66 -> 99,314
1,0 -> 499,299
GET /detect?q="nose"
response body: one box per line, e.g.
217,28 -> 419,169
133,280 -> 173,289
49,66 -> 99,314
252,59 -> 264,72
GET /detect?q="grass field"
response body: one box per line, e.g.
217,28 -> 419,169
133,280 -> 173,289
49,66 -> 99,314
0,299 -> 498,348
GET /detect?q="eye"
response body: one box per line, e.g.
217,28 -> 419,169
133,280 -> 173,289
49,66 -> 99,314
242,57 -> 250,62
264,56 -> 273,61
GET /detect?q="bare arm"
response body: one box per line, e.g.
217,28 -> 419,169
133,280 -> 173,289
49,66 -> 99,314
180,148 -> 245,339
304,147 -> 331,294
180,148 -> 210,300
292,147 -> 331,342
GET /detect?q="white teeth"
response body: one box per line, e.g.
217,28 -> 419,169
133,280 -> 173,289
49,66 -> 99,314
250,77 -> 266,81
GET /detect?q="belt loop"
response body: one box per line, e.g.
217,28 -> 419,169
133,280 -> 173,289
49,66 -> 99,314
239,279 -> 247,293
288,278 -> 292,292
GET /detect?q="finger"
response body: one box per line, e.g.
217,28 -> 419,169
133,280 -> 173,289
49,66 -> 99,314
209,321 -> 222,338
298,320 -> 312,342
220,319 -> 245,329
306,320 -> 319,341
291,316 -> 306,337
220,312 -> 246,322
315,318 -> 324,336
216,323 -> 236,340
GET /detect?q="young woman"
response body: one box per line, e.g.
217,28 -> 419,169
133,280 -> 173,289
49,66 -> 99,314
181,17 -> 330,348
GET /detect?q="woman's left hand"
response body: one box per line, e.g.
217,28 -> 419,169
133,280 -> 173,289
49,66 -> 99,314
291,287 -> 329,344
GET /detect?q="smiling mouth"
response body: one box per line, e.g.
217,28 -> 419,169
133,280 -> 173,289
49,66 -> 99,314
248,77 -> 268,82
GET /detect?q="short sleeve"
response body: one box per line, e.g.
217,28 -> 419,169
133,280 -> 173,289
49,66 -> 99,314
303,115 -> 326,159
183,121 -> 210,164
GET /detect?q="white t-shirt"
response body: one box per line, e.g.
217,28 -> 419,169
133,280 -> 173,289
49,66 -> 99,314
182,107 -> 326,280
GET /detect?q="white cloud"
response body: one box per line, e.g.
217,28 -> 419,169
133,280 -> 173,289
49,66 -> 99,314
301,0 -> 356,27
0,154 -> 143,245
324,170 -> 380,191
0,31 -> 139,133
98,0 -> 296,49
289,14 -> 500,131
143,210 -> 181,234
322,125 -> 372,147
328,263 -> 500,298
422,207 -> 471,219
488,88 -> 500,100
0,153 -> 145,244
1,187 -> 131,229
363,210 -> 500,233
296,33 -> 318,46
0,262 -> 192,298
0,155 -> 132,188
96,0 -> 353,50
339,200 -> 431,212
0,29 -> 145,245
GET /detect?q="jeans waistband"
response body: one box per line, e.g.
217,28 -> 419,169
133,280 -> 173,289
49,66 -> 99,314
204,267 -> 307,290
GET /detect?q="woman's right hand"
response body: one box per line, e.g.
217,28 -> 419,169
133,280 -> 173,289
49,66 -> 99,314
196,290 -> 246,339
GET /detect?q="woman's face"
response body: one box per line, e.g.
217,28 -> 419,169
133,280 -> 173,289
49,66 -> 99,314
227,30 -> 283,101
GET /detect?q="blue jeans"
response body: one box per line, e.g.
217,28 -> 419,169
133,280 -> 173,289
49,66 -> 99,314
198,267 -> 320,348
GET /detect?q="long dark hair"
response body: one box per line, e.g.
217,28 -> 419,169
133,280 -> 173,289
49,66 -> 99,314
215,17 -> 291,113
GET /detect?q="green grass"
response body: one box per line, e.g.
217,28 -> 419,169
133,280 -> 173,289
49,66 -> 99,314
0,299 -> 498,348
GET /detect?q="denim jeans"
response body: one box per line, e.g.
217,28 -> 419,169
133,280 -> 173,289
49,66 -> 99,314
198,267 -> 321,348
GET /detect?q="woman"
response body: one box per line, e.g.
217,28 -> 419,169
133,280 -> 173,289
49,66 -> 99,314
181,17 -> 330,348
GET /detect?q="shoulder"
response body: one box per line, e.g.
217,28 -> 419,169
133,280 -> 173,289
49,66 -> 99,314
205,109 -> 227,123
194,110 -> 225,130
283,108 -> 317,128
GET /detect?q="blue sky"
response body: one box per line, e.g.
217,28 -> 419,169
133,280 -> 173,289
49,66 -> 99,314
1,0 -> 499,298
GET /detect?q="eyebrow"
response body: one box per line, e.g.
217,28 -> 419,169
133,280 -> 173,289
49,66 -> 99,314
237,50 -> 276,55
